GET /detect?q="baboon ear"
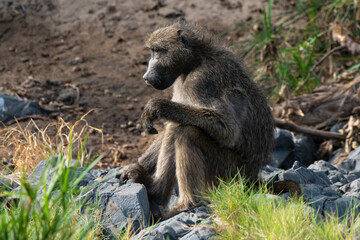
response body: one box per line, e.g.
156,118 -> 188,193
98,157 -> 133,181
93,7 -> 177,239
177,29 -> 187,44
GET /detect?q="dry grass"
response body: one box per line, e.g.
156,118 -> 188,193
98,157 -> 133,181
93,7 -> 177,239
0,110 -> 103,175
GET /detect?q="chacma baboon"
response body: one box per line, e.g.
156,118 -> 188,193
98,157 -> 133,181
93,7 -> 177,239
120,21 -> 299,219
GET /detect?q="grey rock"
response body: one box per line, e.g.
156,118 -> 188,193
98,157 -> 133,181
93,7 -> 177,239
57,88 -> 78,105
270,149 -> 292,168
328,171 -> 347,185
344,174 -> 358,182
269,129 -> 294,168
102,183 -> 150,235
180,219 -> 216,240
259,165 -> 280,183
132,206 -> 209,240
335,147 -> 360,172
308,195 -> 329,213
349,179 -> 360,192
274,129 -> 295,149
278,167 -> 330,186
328,148 -> 345,165
282,136 -> 317,169
321,187 -> 341,197
302,184 -> 322,200
0,94 -> 51,123
347,146 -> 360,160
308,160 -> 337,174
323,196 -> 360,218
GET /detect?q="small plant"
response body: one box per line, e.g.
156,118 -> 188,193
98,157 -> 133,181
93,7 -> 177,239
235,0 -> 359,99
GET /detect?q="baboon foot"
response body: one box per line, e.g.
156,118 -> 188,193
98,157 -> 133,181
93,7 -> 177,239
117,163 -> 153,188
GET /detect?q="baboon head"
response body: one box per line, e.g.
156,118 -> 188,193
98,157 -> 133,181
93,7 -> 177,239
143,22 -> 203,90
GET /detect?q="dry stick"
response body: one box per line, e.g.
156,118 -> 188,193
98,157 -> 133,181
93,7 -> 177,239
274,118 -> 346,140
295,45 -> 346,93
5,116 -> 49,125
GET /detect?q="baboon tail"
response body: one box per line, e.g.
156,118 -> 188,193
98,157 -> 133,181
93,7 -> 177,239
269,180 -> 302,197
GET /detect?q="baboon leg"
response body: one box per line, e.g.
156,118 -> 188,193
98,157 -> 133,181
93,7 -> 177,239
164,126 -> 208,219
138,131 -> 164,174
147,123 -> 178,206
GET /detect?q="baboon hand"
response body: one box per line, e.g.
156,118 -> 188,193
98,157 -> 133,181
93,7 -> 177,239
141,98 -> 165,134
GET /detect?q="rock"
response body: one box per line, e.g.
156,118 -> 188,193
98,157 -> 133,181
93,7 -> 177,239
20,57 -> 29,62
269,129 -> 294,167
0,94 -> 52,123
180,219 -> 216,240
321,187 -> 341,197
132,206 -> 210,240
275,129 -> 295,149
56,88 -> 78,105
349,179 -> 360,192
102,183 -> 150,235
278,166 -> 331,187
0,177 -> 19,202
308,160 -> 337,174
323,196 -> 360,219
302,184 -> 322,200
328,148 -> 345,165
259,165 -> 280,183
347,146 -> 360,160
308,195 -> 328,213
328,171 -> 347,185
281,136 -> 317,169
335,158 -> 360,173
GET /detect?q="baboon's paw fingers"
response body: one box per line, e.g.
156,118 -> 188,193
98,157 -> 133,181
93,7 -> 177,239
141,115 -> 158,134
117,163 -> 142,183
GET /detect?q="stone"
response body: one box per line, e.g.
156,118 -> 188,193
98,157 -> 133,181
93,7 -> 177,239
323,196 -> 360,219
349,179 -> 360,192
328,171 -> 347,185
274,129 -> 295,149
321,187 -> 341,197
282,136 -> 317,169
259,165 -> 280,183
102,183 -> 150,235
308,160 -> 337,174
335,158 -> 360,173
132,206 -> 210,240
269,129 -> 294,168
56,88 -> 78,105
278,167 -> 330,186
0,94 -> 52,123
180,219 -> 216,240
302,184 -> 322,200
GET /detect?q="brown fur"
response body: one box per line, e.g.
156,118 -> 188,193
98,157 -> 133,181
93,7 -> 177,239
120,21 -> 297,219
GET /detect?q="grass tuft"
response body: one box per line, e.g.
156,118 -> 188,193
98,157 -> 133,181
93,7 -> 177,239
207,175 -> 360,240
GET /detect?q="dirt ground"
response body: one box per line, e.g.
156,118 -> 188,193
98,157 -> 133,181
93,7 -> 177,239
0,0 -> 280,169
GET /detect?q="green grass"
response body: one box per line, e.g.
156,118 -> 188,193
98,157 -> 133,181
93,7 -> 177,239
207,175 -> 360,240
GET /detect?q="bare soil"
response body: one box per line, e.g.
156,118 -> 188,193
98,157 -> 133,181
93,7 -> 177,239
0,0 -> 276,169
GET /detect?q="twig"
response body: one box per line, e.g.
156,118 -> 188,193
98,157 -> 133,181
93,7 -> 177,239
274,118 -> 346,140
4,116 -> 50,125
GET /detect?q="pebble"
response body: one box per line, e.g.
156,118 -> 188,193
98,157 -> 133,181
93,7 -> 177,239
20,57 -> 29,62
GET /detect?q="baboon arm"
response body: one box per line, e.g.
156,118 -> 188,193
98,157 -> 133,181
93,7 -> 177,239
142,98 -> 240,148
